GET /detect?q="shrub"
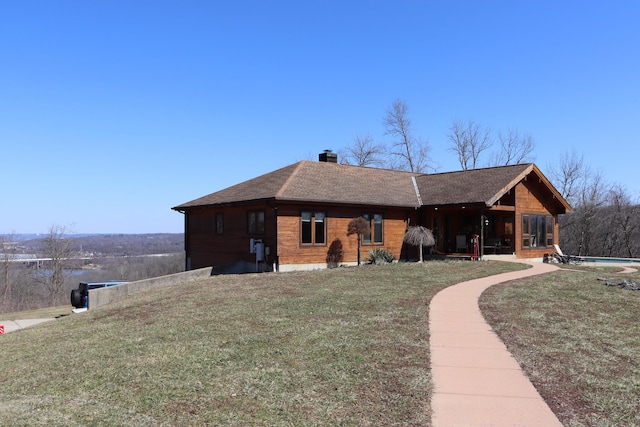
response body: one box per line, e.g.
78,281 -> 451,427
367,248 -> 395,265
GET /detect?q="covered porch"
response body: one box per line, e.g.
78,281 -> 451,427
420,204 -> 516,259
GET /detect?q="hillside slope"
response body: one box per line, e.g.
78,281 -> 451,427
0,261 -> 525,426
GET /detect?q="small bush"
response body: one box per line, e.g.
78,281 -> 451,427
367,248 -> 395,265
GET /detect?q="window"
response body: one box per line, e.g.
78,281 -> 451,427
216,213 -> 224,234
546,217 -> 554,246
248,210 -> 265,234
522,215 -> 530,247
522,214 -> 553,249
363,213 -> 383,244
301,211 -> 326,245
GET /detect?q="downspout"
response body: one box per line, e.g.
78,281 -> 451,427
179,210 -> 190,271
411,177 -> 423,262
273,205 -> 279,272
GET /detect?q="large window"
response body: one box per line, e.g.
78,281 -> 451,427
522,214 -> 553,249
301,211 -> 326,245
363,213 -> 383,244
248,210 -> 265,234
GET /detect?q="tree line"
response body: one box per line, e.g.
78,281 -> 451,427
550,151 -> 639,258
0,228 -> 185,313
338,99 -> 640,258
338,99 -> 535,172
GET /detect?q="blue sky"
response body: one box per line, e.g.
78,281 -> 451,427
2,1 -> 638,234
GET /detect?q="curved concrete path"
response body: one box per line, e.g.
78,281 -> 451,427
430,261 -> 562,426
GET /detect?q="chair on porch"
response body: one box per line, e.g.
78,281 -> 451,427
456,235 -> 468,253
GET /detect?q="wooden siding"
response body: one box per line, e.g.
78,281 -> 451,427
275,203 -> 414,266
184,202 -> 415,269
185,203 -> 277,269
515,179 -> 559,258
180,167 -> 570,268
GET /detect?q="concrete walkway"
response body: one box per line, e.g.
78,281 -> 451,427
430,261 -> 563,427
0,318 -> 55,334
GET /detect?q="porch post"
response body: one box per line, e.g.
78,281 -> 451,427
480,212 -> 485,259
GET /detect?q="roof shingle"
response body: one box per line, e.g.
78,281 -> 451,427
173,161 -> 569,212
415,164 -> 533,206
173,161 -> 423,209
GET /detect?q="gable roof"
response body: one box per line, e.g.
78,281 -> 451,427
415,163 -> 570,212
173,161 -> 571,213
173,161 -> 423,210
415,163 -> 529,206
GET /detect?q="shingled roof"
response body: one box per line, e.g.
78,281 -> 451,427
173,161 -> 571,213
415,163 -> 532,206
173,161 -> 423,210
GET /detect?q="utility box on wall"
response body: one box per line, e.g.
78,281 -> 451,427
250,238 -> 265,261
254,241 -> 265,262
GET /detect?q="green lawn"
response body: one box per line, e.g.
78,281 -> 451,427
0,261 -> 525,426
480,266 -> 640,426
5,261 -> 636,426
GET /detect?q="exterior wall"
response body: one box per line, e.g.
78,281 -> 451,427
275,203 -> 415,268
514,179 -> 559,259
185,203 -> 278,270
180,169 -> 569,269
184,202 -> 416,271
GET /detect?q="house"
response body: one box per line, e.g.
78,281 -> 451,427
172,151 -> 571,272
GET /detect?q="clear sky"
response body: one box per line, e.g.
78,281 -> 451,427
2,1 -> 638,234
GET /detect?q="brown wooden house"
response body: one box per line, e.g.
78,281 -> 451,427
172,153 -> 571,272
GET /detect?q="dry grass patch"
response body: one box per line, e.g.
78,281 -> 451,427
0,261 -> 525,426
480,267 -> 640,426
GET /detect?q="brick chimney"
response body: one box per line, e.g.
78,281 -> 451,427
319,149 -> 338,163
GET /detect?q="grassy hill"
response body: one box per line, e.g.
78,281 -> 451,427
0,261 -> 524,426
481,266 -> 640,426
3,261 -> 637,426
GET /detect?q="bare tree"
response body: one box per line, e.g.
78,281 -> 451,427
491,128 -> 535,166
0,235 -> 40,311
571,172 -> 610,256
384,99 -> 431,172
403,226 -> 435,262
448,119 -> 493,170
547,149 -> 588,205
0,235 -> 15,308
340,134 -> 386,167
347,217 -> 371,266
39,225 -> 75,305
554,150 -> 640,258
607,184 -> 639,258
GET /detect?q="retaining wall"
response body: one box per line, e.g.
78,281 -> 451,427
87,267 -> 213,310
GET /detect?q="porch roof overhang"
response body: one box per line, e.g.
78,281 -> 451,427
415,163 -> 572,214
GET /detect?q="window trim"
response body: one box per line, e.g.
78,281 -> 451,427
362,213 -> 384,245
521,213 -> 553,250
247,210 -> 265,235
300,211 -> 326,246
